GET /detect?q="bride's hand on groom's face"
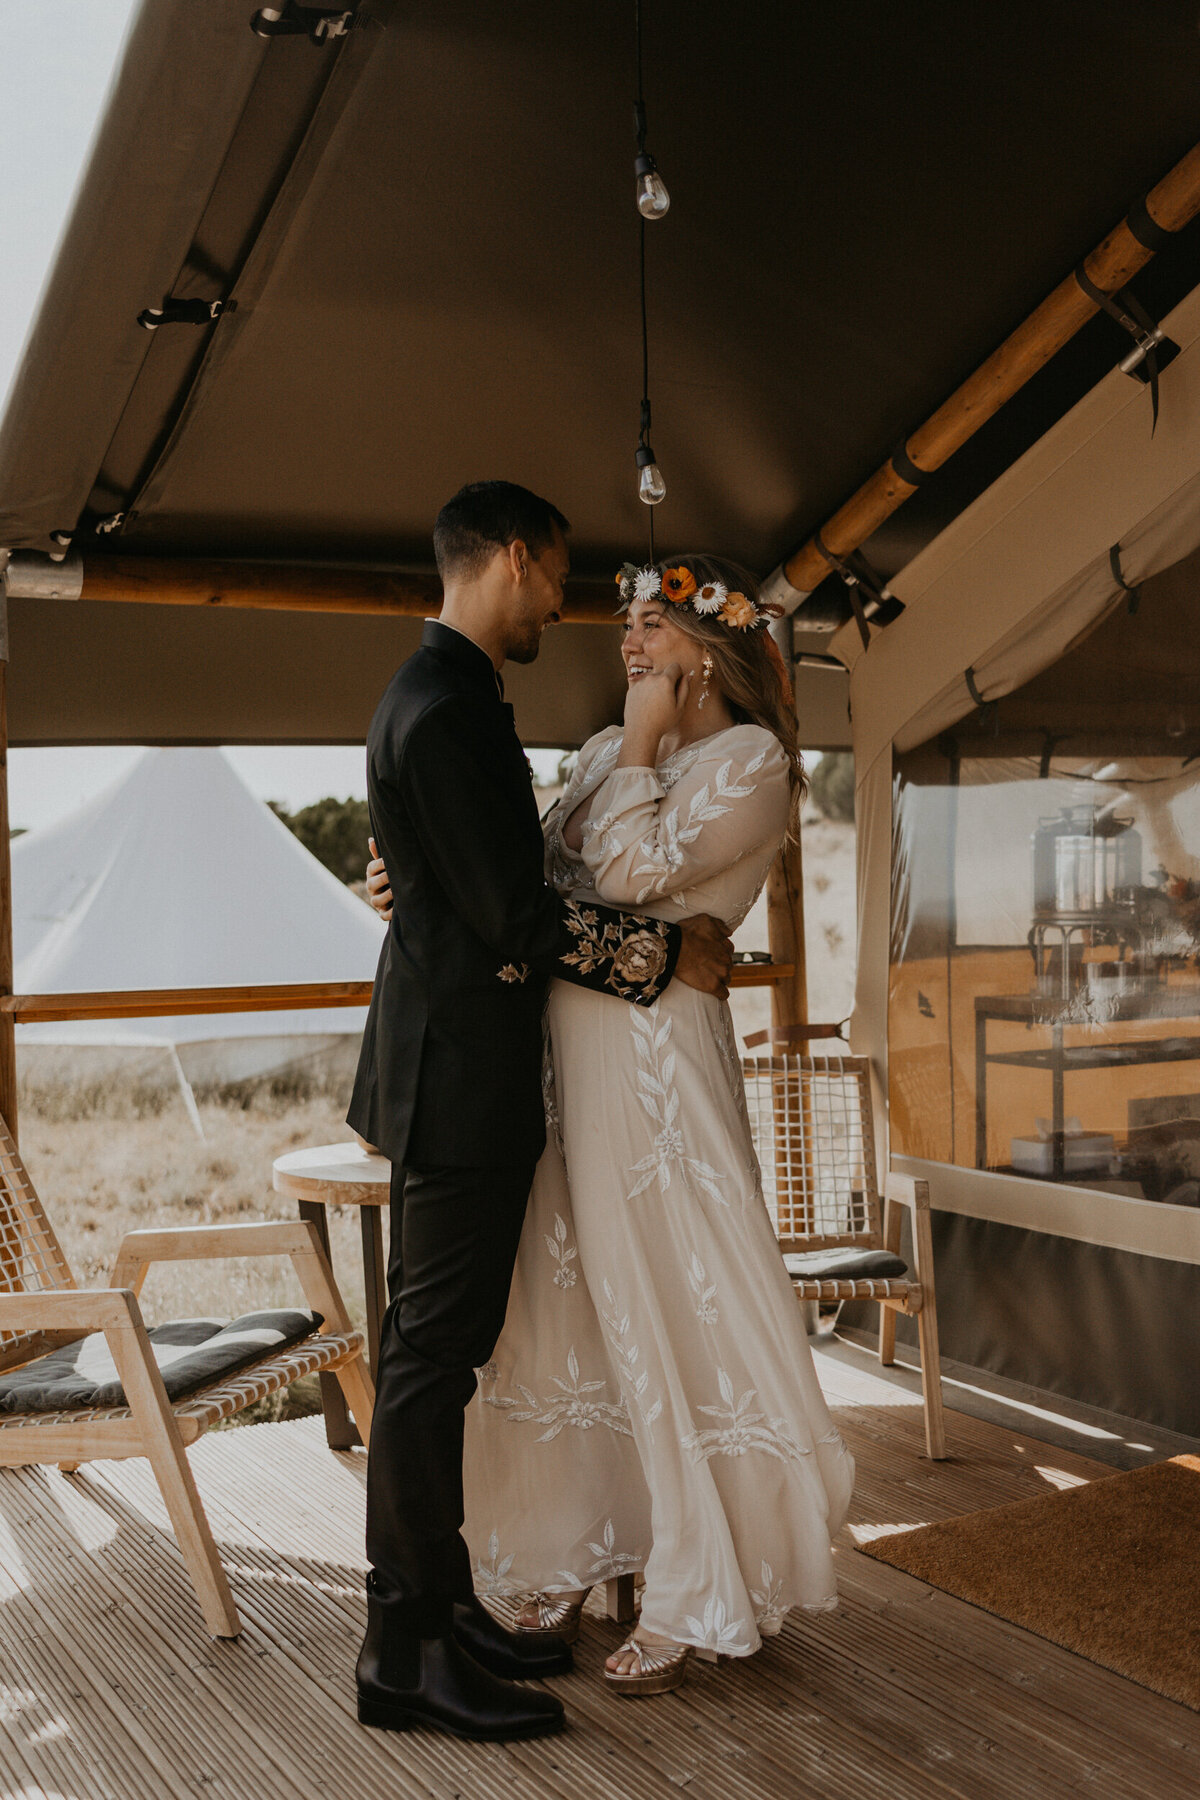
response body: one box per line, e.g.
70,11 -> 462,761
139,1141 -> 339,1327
674,914 -> 734,1001
366,837 -> 393,921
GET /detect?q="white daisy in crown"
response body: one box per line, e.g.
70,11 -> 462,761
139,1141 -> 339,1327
691,579 -> 727,616
633,566 -> 663,601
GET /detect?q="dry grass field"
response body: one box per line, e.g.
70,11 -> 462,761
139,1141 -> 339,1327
17,1089 -> 377,1422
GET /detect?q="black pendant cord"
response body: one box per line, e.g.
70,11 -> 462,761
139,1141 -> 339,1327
639,216 -> 654,561
635,0 -> 654,560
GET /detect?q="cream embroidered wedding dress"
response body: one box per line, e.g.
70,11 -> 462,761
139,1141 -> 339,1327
462,722 -> 854,1656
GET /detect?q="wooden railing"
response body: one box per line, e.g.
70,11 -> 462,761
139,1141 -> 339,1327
0,965 -> 793,1024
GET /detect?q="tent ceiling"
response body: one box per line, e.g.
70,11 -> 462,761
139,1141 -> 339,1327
3,0 -> 1200,732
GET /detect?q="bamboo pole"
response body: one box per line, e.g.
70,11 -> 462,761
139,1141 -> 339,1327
782,138 -> 1200,593
48,555 -> 620,623
0,639 -> 14,1142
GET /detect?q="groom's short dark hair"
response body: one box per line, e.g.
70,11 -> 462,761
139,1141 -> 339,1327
433,481 -> 569,582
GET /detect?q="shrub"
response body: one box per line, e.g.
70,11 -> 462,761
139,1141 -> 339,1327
809,752 -> 855,822
270,795 -> 372,884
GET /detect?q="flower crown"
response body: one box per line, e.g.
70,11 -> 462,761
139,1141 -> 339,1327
614,562 -> 780,630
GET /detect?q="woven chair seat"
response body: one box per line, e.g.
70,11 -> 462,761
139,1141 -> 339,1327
789,1276 -> 923,1307
0,1328 -> 363,1440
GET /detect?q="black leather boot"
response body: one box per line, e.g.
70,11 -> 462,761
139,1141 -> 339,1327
452,1596 -> 574,1679
356,1579 -> 565,1741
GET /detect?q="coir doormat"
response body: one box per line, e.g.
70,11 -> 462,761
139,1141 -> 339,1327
862,1455 -> 1200,1710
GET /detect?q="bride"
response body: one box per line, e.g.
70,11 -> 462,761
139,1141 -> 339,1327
368,554 -> 852,1695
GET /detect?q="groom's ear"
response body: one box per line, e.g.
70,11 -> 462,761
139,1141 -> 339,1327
505,537 -> 529,584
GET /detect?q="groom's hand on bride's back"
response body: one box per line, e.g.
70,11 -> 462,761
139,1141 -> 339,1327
674,915 -> 734,1000
365,838 -> 393,921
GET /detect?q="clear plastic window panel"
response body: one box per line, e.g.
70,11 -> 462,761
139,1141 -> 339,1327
889,556 -> 1200,1204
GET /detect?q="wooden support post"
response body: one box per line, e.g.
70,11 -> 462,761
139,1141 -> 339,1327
0,618 -> 16,1144
766,834 -> 808,1035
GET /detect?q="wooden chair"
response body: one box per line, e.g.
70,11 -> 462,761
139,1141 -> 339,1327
0,1117 -> 374,1636
741,1032 -> 947,1458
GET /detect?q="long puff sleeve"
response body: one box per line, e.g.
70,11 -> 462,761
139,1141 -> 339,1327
399,701 -> 678,1003
579,728 -> 789,908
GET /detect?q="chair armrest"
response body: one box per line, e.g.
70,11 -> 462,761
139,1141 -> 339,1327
112,1220 -> 354,1336
883,1172 -> 931,1212
112,1221 -> 319,1285
0,1287 -> 140,1334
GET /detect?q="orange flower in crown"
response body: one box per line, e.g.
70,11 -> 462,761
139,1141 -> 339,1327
720,591 -> 757,629
661,565 -> 698,604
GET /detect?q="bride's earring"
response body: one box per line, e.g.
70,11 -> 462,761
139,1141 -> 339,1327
697,652 -> 714,709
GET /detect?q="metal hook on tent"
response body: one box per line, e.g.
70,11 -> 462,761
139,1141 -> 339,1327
964,665 -> 1000,734
1109,543 -> 1142,615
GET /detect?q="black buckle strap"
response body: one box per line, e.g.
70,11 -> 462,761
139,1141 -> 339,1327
812,530 -> 903,650
250,4 -> 354,41
138,297 -> 224,331
1125,193 -> 1174,254
1073,263 -> 1179,431
890,439 -> 930,487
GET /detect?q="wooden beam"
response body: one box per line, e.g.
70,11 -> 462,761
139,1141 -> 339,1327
0,965 -> 792,1023
766,837 -> 808,1034
782,137 -> 1200,594
0,649 -> 15,1141
71,555 -> 621,623
0,982 -> 374,1022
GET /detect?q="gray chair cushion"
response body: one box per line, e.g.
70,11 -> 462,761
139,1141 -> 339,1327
783,1247 -> 908,1281
0,1309 -> 322,1413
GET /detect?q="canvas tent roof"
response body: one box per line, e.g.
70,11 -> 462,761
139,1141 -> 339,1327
4,1 -> 1200,748
11,747 -> 383,1049
838,274 -> 1200,1276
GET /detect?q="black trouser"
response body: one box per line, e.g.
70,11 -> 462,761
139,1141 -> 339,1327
365,1159 -> 536,1639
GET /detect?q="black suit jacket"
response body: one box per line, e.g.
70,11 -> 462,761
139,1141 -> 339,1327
347,622 -> 681,1167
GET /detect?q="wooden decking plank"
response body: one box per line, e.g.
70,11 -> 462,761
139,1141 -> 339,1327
0,1602 -> 134,1800
0,1357 -> 1193,1800
0,1478 -> 303,1800
778,1579 -> 1169,1798
0,1467 -> 423,1800
834,1553 -> 1200,1773
89,1447 -> 570,1800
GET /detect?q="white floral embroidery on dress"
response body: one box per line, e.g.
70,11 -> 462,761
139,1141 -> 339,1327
627,1005 -> 728,1206
600,1279 -> 663,1431
687,1253 -> 719,1325
483,1346 -> 632,1440
544,1212 -> 578,1288
628,751 -> 767,904
476,1531 -> 518,1596
749,1559 -> 787,1635
682,1367 -> 808,1465
680,1595 -> 751,1655
475,1359 -> 499,1386
557,1518 -> 643,1588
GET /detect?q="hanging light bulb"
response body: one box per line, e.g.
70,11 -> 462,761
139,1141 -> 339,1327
636,443 -> 666,505
635,151 -> 670,219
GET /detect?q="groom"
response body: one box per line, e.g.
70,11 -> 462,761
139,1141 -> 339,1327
349,481 -> 734,1741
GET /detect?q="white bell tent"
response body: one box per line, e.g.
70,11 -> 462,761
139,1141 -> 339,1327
12,748 -> 384,1096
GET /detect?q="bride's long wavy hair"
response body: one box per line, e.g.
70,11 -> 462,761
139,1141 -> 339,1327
640,554 -> 806,842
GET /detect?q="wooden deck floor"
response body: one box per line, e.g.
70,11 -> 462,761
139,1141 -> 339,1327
0,1347 -> 1196,1800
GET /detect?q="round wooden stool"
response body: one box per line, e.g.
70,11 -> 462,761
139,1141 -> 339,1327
273,1141 -> 390,1449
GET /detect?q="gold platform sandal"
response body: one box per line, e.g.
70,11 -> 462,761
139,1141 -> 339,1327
513,1590 -> 590,1644
604,1633 -> 693,1697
